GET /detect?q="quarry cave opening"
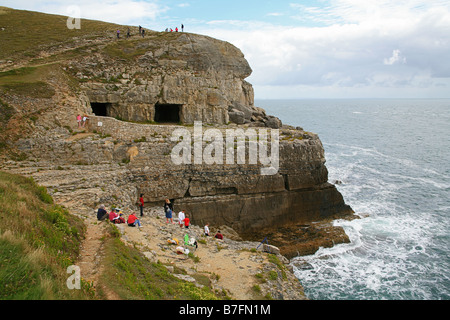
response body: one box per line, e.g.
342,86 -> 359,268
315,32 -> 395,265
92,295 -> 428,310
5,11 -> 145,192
91,103 -> 112,117
154,103 -> 182,123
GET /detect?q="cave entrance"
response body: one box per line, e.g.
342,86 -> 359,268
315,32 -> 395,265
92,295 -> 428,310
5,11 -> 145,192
154,103 -> 182,123
91,103 -> 111,117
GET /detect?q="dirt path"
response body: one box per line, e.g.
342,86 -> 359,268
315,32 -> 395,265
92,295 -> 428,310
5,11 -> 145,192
76,216 -> 120,300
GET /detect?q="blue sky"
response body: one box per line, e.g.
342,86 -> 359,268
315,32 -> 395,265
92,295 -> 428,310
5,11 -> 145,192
2,0 -> 450,99
155,1 -> 323,28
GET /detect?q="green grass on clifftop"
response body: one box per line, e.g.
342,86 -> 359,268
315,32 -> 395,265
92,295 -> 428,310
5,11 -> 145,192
0,6 -> 121,62
0,171 -> 87,299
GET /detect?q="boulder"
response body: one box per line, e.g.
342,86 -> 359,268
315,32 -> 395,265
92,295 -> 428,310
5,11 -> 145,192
263,244 -> 281,255
230,101 -> 253,120
265,116 -> 282,129
228,110 -> 245,124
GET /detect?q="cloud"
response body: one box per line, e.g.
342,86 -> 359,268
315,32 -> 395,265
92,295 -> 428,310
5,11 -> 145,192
198,0 -> 450,98
3,0 -> 168,24
384,50 -> 407,66
266,12 -> 283,17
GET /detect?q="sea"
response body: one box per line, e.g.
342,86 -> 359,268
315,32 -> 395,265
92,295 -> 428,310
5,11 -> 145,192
256,99 -> 450,300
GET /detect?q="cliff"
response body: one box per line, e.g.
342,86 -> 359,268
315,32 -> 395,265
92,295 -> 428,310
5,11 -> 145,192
0,7 -> 354,260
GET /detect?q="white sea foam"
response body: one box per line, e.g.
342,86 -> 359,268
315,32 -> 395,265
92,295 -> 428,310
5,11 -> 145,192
258,99 -> 450,299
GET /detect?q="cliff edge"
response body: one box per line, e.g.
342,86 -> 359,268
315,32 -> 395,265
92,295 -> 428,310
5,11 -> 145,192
0,7 -> 354,260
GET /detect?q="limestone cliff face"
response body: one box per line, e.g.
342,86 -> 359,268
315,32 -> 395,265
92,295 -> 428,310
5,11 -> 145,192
70,32 -> 256,126
1,25 -> 353,257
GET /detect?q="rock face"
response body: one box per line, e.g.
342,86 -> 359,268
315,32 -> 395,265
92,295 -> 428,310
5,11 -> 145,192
67,32 -> 279,127
0,23 -> 353,257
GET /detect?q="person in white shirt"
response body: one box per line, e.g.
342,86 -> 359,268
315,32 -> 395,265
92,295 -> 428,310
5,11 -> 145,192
178,210 -> 185,228
204,223 -> 210,236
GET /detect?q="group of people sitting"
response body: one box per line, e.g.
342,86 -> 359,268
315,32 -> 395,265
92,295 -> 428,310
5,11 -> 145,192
97,205 -> 142,228
97,200 -> 224,239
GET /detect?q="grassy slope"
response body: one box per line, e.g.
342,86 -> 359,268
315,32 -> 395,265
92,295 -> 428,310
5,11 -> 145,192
0,6 -> 179,64
0,171 -> 87,299
0,6 -> 122,62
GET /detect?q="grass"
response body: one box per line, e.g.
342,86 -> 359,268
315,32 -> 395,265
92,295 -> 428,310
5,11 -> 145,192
0,7 -> 182,64
0,171 -> 87,299
0,64 -> 57,98
103,39 -> 149,60
0,7 -> 122,62
268,254 -> 287,280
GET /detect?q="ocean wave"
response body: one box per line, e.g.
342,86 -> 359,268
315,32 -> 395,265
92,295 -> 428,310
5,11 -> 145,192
324,142 -> 450,181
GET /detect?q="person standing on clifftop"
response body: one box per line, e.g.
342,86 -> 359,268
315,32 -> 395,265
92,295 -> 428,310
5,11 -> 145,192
181,24 -> 184,32
117,29 -> 120,39
164,199 -> 174,224
178,210 -> 185,228
184,214 -> 190,229
139,194 -> 144,217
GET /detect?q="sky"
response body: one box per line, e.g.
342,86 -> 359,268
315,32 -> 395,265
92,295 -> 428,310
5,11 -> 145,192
2,0 -> 450,99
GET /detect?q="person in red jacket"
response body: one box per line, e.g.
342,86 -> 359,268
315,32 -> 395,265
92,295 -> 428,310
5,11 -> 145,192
139,194 -> 144,217
127,212 -> 142,228
215,230 -> 223,240
109,208 -> 119,222
184,214 -> 190,229
110,209 -> 125,224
